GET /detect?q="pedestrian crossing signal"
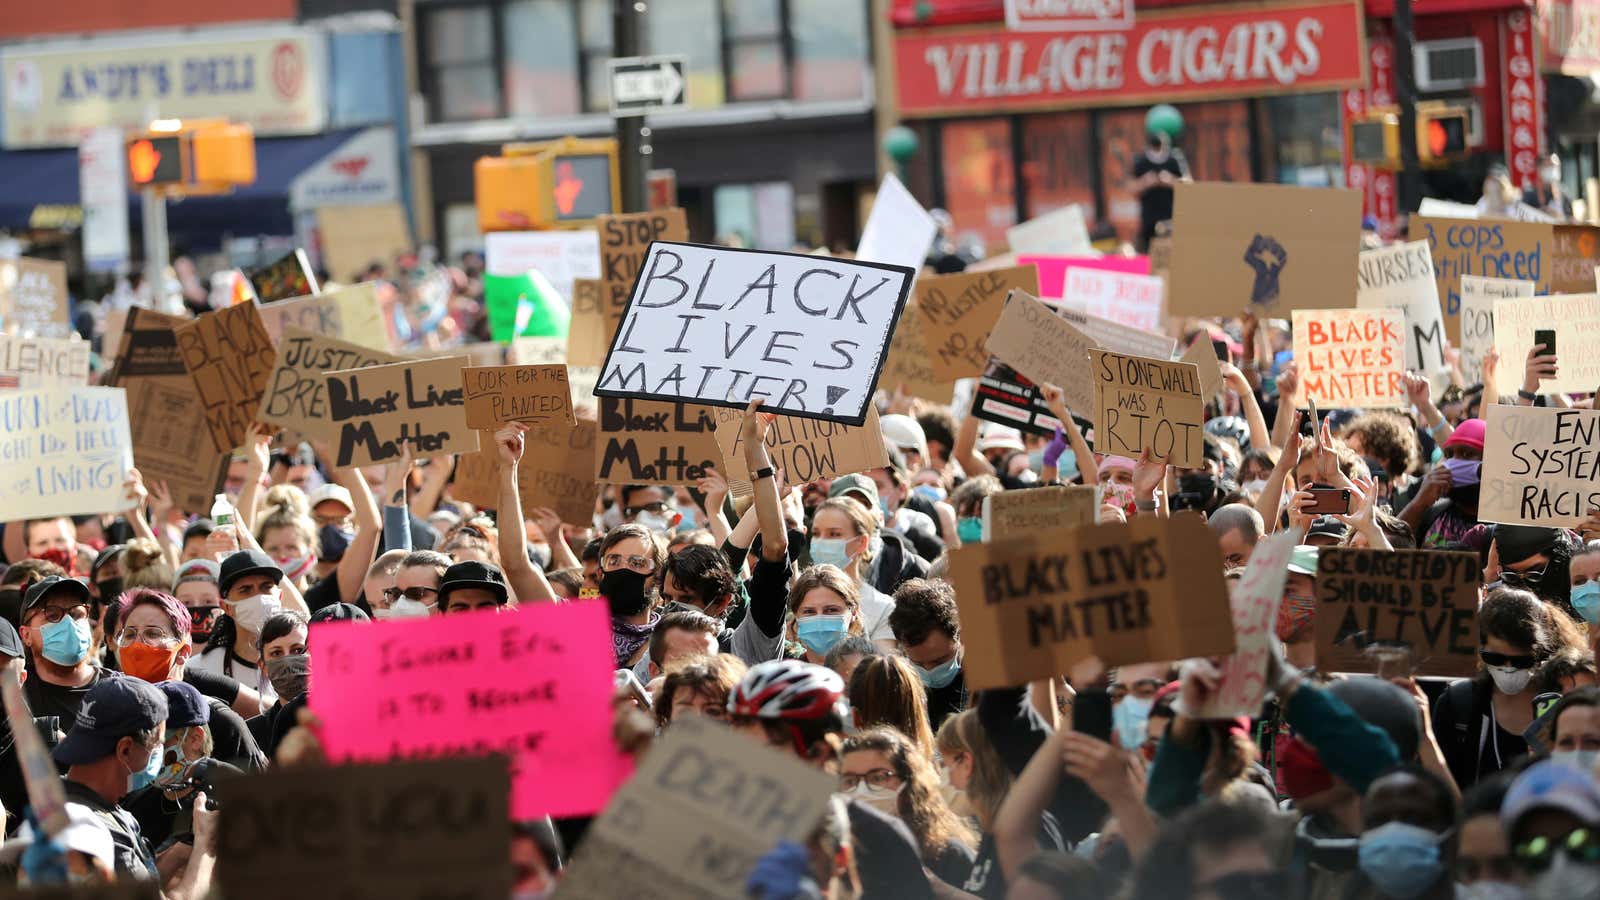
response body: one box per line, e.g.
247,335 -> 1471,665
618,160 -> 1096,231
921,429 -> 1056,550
127,135 -> 185,188
475,136 -> 620,232
1420,110 -> 1469,163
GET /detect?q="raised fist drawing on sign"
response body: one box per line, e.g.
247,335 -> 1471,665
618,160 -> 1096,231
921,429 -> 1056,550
1244,234 -> 1288,306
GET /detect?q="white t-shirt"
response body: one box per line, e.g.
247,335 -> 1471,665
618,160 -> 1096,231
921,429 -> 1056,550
190,645 -> 277,707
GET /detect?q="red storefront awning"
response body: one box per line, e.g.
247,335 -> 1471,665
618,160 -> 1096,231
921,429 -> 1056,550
1362,0 -> 1529,16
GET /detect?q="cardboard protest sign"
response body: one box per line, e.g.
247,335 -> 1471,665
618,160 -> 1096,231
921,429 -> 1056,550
1411,216 -> 1556,342
1291,308 -> 1406,408
880,297 -> 954,404
948,515 -> 1234,690
1315,547 -> 1480,678
566,278 -> 612,367
985,290 -> 1096,414
568,365 -> 600,408
1480,404 -> 1600,528
321,356 -> 479,468
596,397 -> 720,485
405,342 -> 506,369
461,365 -> 574,430
972,360 -> 1068,438
2,665 -> 68,838
1191,530 -> 1296,719
103,309 -> 226,513
0,257 -> 70,338
257,327 -> 401,438
1492,293 -> 1600,395
255,282 -> 391,353
1553,224 -> 1600,294
1178,338 -> 1224,400
981,485 -> 1098,542
1006,205 -> 1091,256
245,248 -> 318,303
314,203 -> 411,285
1058,306 -> 1177,360
452,418 -> 599,527
216,757 -> 511,900
596,242 -> 914,425
599,208 -> 689,287
0,334 -> 89,387
1356,240 -> 1447,375
557,715 -> 834,900
856,172 -> 937,270
1018,254 -> 1150,300
311,601 -> 629,819
1061,267 -> 1165,333
1091,350 -> 1205,469
711,404 -> 887,497
1459,275 -> 1534,386
175,304 -> 278,453
512,335 -> 567,366
1168,182 -> 1362,318
916,265 -> 1041,381
0,387 -> 134,518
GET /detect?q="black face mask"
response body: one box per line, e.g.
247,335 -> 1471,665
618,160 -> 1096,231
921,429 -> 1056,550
96,578 -> 124,603
1449,483 -> 1481,508
600,569 -> 653,618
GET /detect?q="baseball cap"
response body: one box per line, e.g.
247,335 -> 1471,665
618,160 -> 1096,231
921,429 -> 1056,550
174,558 -> 220,590
977,425 -> 1026,454
878,414 -> 929,462
0,803 -> 115,870
829,473 -> 880,509
157,680 -> 211,729
1445,418 -> 1486,451
1307,517 -> 1349,542
1501,759 -> 1600,833
21,575 -> 91,617
307,483 -> 355,515
438,561 -> 509,608
1287,545 -> 1320,576
218,550 -> 282,597
52,676 -> 169,767
0,618 -> 24,660
310,602 -> 371,624
90,544 -> 127,581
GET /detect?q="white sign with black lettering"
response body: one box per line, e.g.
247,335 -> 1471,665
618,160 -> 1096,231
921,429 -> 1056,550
596,242 -> 914,425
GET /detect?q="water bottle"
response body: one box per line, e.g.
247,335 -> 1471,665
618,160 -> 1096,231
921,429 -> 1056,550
211,494 -> 234,529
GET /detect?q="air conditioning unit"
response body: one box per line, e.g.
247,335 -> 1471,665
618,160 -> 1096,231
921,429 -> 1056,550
1415,39 -> 1485,91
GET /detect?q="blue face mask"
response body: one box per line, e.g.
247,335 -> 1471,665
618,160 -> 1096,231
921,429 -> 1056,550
957,517 -> 983,543
810,538 -> 854,569
913,485 -> 946,504
1358,822 -> 1447,899
124,741 -> 161,796
918,654 -> 962,690
796,615 -> 850,656
1112,695 -> 1153,751
1571,581 -> 1600,624
1551,749 -> 1600,774
40,617 -> 92,667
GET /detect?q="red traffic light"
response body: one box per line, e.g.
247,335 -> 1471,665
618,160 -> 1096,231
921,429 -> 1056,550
127,135 -> 184,187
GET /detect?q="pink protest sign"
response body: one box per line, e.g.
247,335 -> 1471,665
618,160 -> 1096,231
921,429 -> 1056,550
309,600 -> 631,819
1019,254 -> 1151,300
1191,530 -> 1295,720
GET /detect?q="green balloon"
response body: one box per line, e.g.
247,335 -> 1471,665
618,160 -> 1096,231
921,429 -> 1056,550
884,126 -> 919,163
1146,104 -> 1184,139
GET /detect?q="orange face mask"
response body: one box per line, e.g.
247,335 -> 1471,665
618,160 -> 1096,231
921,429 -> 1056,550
120,642 -> 181,683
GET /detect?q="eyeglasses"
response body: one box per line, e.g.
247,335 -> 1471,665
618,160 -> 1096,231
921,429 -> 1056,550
117,627 -> 181,648
1480,650 -> 1537,669
383,587 -> 439,602
314,514 -> 353,529
1514,828 -> 1600,874
1499,566 -> 1547,588
33,604 -> 89,624
839,768 -> 901,791
625,501 -> 670,518
603,554 -> 656,574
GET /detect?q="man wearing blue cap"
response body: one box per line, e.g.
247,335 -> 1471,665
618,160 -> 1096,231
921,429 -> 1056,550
56,675 -> 217,893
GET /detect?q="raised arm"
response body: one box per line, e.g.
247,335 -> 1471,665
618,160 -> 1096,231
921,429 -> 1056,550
1268,362 -> 1301,452
409,454 -> 453,520
1040,384 -> 1098,485
328,445 -> 384,604
529,507 -> 581,572
1255,425 -> 1303,529
494,423 -> 555,603
741,400 -> 788,564
696,466 -> 733,546
236,429 -> 270,531
953,407 -> 995,479
1221,363 -> 1270,450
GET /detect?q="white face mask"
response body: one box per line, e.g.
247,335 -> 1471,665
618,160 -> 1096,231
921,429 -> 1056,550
634,511 -> 673,533
841,780 -> 903,817
230,593 -> 280,633
389,597 -> 433,619
1242,479 -> 1270,495
1488,664 -> 1533,695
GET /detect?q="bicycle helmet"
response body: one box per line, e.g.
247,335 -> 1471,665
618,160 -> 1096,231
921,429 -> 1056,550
728,660 -> 849,755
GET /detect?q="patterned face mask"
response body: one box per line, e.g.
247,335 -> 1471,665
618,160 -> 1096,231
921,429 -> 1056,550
1276,594 -> 1316,643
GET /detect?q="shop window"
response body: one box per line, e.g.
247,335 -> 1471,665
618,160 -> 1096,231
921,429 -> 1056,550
504,0 -> 582,116
1019,112 -> 1096,232
725,0 -> 787,100
579,0 -> 614,112
714,182 -> 796,249
422,5 -> 500,122
1260,94 -> 1343,187
1097,108 -> 1148,243
650,0 -> 726,106
940,119 -> 1016,255
1179,101 -> 1252,183
791,0 -> 869,102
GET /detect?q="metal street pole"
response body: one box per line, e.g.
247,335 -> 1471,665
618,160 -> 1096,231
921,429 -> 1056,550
1393,0 -> 1423,213
614,0 -> 649,213
141,188 -> 169,302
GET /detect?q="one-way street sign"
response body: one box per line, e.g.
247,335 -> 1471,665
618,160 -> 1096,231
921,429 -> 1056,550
608,56 -> 687,117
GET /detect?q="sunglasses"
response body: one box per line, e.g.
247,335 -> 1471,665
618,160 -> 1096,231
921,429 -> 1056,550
1514,828 -> 1600,874
625,501 -> 670,517
1499,567 -> 1547,588
1480,650 -> 1537,669
383,586 -> 438,602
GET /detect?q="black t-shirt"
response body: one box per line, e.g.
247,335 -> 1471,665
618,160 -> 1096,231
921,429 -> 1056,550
23,665 -> 108,722
963,815 -> 1065,899
182,666 -> 241,709
62,778 -> 158,880
0,715 -> 63,835
925,671 -> 969,732
1132,150 -> 1187,229
301,575 -> 342,614
205,697 -> 267,773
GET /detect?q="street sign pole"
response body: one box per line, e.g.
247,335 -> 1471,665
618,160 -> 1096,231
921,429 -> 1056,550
141,188 -> 169,306
613,0 -> 648,213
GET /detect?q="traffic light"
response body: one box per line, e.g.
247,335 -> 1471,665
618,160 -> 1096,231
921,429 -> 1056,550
1350,113 -> 1399,167
125,121 -> 255,195
1347,106 -> 1469,170
475,136 -> 621,232
1419,108 -> 1469,164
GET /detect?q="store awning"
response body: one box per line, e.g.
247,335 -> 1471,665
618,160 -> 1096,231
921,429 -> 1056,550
0,128 -> 369,245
